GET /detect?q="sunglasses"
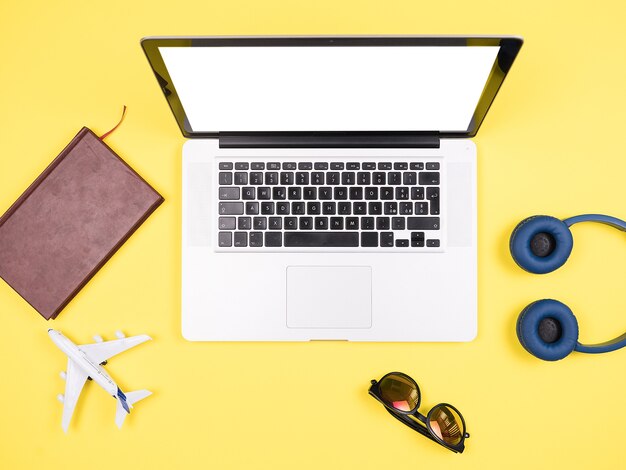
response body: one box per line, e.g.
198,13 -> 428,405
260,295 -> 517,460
368,372 -> 469,453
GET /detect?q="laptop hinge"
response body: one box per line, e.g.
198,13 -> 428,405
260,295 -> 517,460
218,132 -> 440,149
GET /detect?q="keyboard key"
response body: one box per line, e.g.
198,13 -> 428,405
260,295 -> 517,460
361,232 -> 378,247
298,162 -> 313,170
219,187 -> 240,200
235,162 -> 249,170
347,162 -> 360,170
395,187 -> 409,200
373,172 -> 386,185
285,232 -> 358,247
419,172 -> 440,185
277,202 -> 290,214
315,217 -> 329,230
411,187 -> 424,200
361,217 -> 375,230
341,172 -> 355,185
242,187 -> 256,200
380,187 -> 394,200
381,232 -> 394,247
426,162 -> 440,170
288,187 -> 301,200
394,162 -> 408,170
369,202 -> 382,215
280,172 -> 294,185
410,162 -> 424,170
251,162 -> 265,170
415,202 -> 429,215
334,187 -> 348,200
219,202 -> 243,215
322,202 -> 336,215
427,239 -> 440,247
296,172 -> 309,185
353,202 -> 367,214
267,162 -> 280,170
411,232 -> 425,247
219,217 -> 236,230
314,162 -> 328,170
299,217 -> 313,230
265,172 -> 279,185
327,172 -> 340,185
365,187 -> 378,199
283,162 -> 297,170
426,187 -> 440,215
392,217 -> 405,230
303,187 -> 317,200
357,172 -> 371,185
396,239 -> 409,247
399,202 -> 413,215
253,217 -> 267,230
246,202 -> 259,215
363,162 -> 376,170
258,187 -> 271,199
218,232 -> 232,247
234,232 -> 247,247
403,172 -> 417,185
234,172 -> 248,185
219,172 -> 232,185
238,217 -> 251,230
272,187 -> 286,200
292,202 -> 305,215
265,232 -> 282,247
407,217 -> 440,230
312,172 -> 324,185
378,162 -> 392,170
219,162 -> 233,170
318,187 -> 332,200
338,202 -> 351,215
250,232 -> 263,247
376,217 -> 390,230
349,187 -> 363,200
330,162 -> 344,170
307,202 -> 321,215
388,172 -> 401,185
250,172 -> 263,185
330,217 -> 344,230
261,202 -> 275,214
346,217 -> 359,229
284,217 -> 297,229
269,217 -> 282,230
384,202 -> 398,215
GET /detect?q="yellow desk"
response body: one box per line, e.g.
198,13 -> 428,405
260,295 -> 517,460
1,1 -> 625,468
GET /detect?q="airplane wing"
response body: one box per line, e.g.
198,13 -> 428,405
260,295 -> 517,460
78,335 -> 152,365
61,358 -> 89,433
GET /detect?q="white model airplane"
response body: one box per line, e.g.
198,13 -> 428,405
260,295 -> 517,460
48,329 -> 152,433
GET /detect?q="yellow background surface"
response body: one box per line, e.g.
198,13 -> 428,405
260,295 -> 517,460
1,1 -> 625,468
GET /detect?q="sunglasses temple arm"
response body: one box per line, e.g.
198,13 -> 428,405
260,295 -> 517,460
384,408 -> 439,444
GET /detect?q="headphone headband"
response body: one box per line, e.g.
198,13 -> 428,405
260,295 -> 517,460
576,333 -> 626,354
563,214 -> 626,231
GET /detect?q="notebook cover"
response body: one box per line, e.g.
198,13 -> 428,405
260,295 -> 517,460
0,127 -> 164,320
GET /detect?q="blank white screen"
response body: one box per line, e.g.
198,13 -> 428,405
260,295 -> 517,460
159,46 -> 500,132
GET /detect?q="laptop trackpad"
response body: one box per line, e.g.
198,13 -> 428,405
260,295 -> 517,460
286,266 -> 372,329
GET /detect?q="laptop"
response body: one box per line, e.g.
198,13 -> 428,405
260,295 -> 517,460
141,36 -> 522,341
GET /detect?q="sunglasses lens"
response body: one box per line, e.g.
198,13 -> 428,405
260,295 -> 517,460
378,374 -> 419,412
429,405 -> 464,446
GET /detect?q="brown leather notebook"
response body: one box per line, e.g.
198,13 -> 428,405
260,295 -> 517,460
0,127 -> 163,320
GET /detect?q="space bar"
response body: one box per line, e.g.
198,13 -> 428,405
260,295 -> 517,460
284,232 -> 359,247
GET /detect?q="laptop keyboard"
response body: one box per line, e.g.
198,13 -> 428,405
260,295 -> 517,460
216,159 -> 443,251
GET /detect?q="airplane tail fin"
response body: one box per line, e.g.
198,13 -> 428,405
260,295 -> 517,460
115,389 -> 152,429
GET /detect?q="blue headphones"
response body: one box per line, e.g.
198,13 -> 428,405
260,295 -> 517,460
510,214 -> 626,361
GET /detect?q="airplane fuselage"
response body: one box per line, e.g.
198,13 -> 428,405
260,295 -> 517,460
48,329 -> 119,398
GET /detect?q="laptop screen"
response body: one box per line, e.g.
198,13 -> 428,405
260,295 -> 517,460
143,37 -> 522,136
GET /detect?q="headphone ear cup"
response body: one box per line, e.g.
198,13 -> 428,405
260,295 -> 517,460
516,299 -> 579,361
509,216 -> 574,274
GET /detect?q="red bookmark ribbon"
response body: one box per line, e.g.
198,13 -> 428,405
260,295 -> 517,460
100,106 -> 127,140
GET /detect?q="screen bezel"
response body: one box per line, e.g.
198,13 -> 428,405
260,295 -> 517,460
141,36 -> 523,139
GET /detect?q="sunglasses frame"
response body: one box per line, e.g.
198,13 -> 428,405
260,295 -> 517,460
368,372 -> 469,453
